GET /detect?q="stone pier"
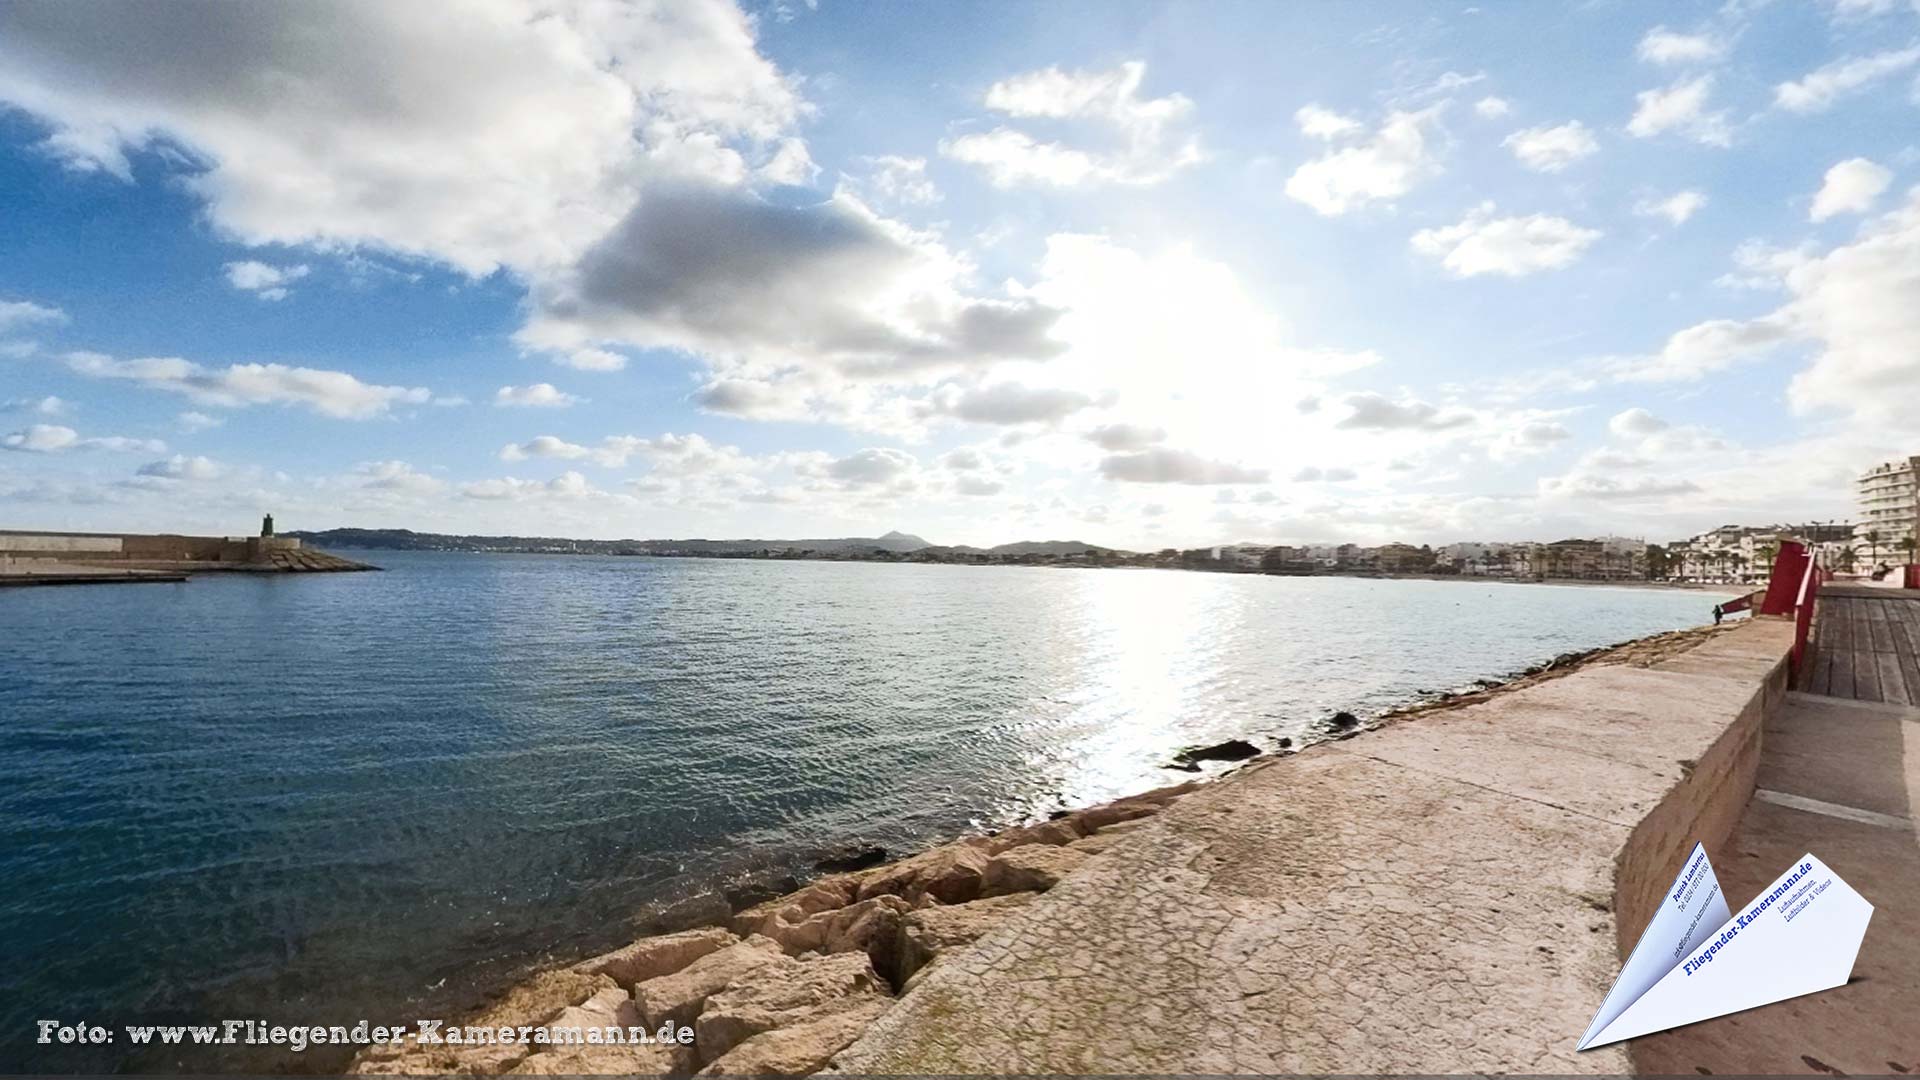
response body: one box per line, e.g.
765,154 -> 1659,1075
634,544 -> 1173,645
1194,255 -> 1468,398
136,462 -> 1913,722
831,619 -> 1798,1074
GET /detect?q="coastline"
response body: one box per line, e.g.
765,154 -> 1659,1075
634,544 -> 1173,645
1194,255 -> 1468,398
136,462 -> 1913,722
349,617 -> 1745,1077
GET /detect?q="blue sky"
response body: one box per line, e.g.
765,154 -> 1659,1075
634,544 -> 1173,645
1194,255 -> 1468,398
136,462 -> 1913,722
2,0 -> 1917,548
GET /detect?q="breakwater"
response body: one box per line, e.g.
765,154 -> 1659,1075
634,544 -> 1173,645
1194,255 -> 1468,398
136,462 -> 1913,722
0,528 -> 373,578
336,619 -> 1784,1076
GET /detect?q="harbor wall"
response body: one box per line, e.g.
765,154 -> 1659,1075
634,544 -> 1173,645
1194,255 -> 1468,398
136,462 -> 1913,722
0,530 -> 301,564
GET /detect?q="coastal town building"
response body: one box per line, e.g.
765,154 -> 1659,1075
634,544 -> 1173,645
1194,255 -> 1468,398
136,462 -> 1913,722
1857,455 -> 1920,567
1372,542 -> 1432,574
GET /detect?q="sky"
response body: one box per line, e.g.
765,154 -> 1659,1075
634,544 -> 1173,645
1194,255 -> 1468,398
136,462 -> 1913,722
1,0 -> 1917,550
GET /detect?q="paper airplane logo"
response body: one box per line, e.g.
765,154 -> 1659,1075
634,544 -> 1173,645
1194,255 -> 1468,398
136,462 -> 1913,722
1578,843 -> 1873,1049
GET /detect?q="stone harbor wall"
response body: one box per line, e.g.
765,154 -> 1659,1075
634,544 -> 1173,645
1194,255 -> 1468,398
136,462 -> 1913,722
351,619 -> 1794,1077
0,529 -> 367,574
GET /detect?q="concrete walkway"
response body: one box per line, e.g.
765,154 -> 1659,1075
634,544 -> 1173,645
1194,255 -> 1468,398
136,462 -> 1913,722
832,622 -> 1793,1074
1632,691 -> 1920,1075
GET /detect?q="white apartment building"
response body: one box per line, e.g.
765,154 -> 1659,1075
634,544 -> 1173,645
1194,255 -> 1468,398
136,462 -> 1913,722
1857,455 -> 1920,563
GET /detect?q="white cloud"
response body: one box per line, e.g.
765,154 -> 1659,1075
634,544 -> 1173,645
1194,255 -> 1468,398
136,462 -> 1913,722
1410,203 -> 1601,277
460,470 -> 600,501
136,454 -> 222,480
1810,157 -> 1893,222
64,352 -> 432,418
1502,420 -> 1573,454
757,136 -> 817,186
1291,465 -> 1359,482
1473,96 -> 1511,119
0,299 -> 66,332
814,447 -> 918,487
1612,315 -> 1797,382
941,60 -> 1200,188
1539,474 -> 1703,502
0,1 -> 806,276
1284,106 -> 1444,216
1295,104 -> 1362,139
223,260 -> 309,301
850,155 -> 939,205
2,423 -> 165,453
2,394 -> 67,416
953,474 -> 1005,496
177,410 -> 222,432
499,431 -> 751,472
1609,407 -> 1671,437
1775,45 -> 1920,113
1636,27 -> 1728,65
494,383 -> 583,408
1099,447 -> 1269,485
1614,190 -> 1920,434
499,435 -> 591,462
1627,75 -> 1731,146
354,459 -> 443,493
1502,121 -> 1599,172
1635,190 -> 1708,225
556,348 -> 629,372
1085,423 -> 1167,452
1334,392 -> 1475,432
925,381 -> 1093,425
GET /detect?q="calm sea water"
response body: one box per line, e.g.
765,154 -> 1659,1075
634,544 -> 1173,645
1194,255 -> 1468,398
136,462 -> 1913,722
0,553 -> 1732,1071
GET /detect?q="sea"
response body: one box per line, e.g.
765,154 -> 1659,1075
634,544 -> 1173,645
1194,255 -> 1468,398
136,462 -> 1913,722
0,551 -> 1736,1071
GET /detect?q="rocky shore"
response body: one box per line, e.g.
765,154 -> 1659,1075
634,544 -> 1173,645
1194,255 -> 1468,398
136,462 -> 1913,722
349,620 -> 1739,1078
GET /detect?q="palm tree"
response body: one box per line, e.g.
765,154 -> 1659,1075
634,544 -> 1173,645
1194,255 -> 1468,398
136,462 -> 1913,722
1866,529 -> 1883,567
1901,536 -> 1918,566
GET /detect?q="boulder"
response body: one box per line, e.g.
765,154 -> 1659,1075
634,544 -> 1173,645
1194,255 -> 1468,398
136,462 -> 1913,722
732,877 -> 858,939
548,986 -> 642,1036
1073,799 -> 1161,832
351,1040 -> 532,1075
896,892 -> 1034,984
723,873 -> 802,912
694,951 -> 885,1063
1067,816 -> 1157,856
574,926 -> 735,988
510,1040 -> 689,1076
990,818 -> 1082,847
1170,738 -> 1260,766
812,845 -> 888,874
469,969 -> 618,1029
632,935 -> 793,1029
754,895 -> 911,984
1129,780 -> 1201,805
1328,710 -> 1360,730
695,997 -> 890,1077
983,843 -> 1089,897
854,843 -> 991,905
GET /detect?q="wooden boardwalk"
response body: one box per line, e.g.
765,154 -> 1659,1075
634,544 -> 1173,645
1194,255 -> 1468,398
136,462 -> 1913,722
1800,586 -> 1920,706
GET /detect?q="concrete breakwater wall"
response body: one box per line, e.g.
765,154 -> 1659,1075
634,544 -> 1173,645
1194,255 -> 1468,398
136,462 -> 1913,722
346,618 -> 1793,1077
0,529 -> 371,574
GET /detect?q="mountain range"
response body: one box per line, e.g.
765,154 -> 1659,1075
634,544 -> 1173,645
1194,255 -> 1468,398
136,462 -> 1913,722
286,527 -> 1121,558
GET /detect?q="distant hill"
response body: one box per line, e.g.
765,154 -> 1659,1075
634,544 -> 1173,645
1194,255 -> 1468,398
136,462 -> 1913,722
987,539 -> 1115,556
284,527 -> 936,556
283,528 -> 1141,561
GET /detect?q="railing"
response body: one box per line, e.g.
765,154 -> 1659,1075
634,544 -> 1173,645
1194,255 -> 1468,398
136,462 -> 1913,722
1790,547 -> 1824,679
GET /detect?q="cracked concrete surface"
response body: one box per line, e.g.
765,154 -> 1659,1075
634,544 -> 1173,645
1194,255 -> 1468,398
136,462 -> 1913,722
831,619 -> 1794,1074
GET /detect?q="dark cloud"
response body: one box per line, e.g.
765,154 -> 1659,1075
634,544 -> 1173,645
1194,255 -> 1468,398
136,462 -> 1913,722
533,184 -> 1063,375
